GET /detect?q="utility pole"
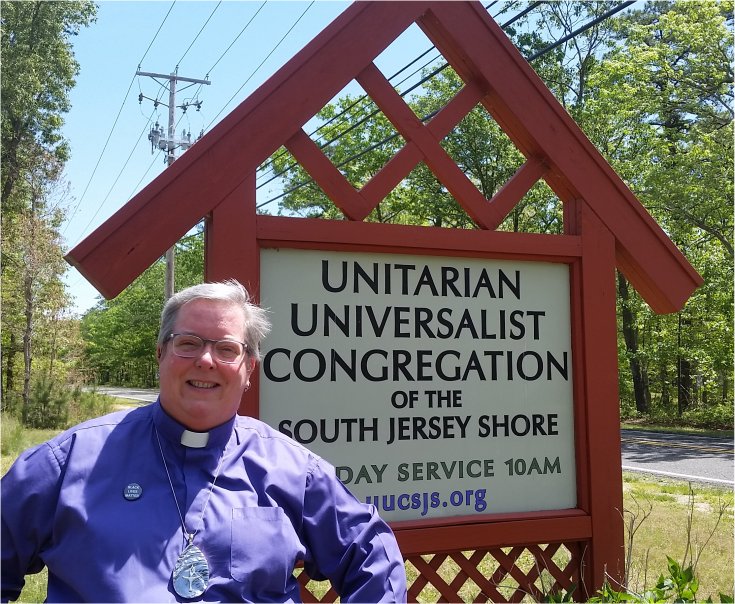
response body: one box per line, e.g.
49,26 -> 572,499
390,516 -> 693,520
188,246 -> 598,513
136,69 -> 211,300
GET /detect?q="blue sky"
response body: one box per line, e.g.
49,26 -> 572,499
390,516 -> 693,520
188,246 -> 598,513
61,1 -> 359,314
60,1 -> 520,315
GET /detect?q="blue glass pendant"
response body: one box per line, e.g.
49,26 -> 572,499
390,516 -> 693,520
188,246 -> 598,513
172,542 -> 210,598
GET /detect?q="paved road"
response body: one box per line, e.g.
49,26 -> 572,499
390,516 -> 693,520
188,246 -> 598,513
95,388 -> 733,486
621,429 -> 733,487
95,386 -> 158,404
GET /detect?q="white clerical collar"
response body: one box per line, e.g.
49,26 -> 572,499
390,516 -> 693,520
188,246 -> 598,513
180,429 -> 210,448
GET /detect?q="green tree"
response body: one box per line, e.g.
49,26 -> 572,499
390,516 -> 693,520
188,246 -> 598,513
1,1 -> 96,210
1,0 -> 97,419
581,0 -> 733,416
81,232 -> 204,387
257,2 -> 735,425
1,153 -> 74,418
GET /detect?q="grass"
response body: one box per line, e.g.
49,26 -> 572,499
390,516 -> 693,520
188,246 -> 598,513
621,420 -> 734,439
2,419 -> 733,603
1,418 -> 59,472
621,473 -> 734,601
1,418 -> 57,604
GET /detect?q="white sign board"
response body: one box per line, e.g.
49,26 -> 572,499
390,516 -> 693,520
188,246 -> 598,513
259,248 -> 576,522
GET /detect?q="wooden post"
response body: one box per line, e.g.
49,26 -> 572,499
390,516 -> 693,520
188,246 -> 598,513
579,204 -> 625,592
205,173 -> 260,417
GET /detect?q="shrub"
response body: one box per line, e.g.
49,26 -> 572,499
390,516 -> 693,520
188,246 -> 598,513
23,377 -> 69,429
1,414 -> 27,456
66,386 -> 114,425
680,404 -> 734,430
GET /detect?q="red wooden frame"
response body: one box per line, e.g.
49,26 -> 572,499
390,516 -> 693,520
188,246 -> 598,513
66,2 -> 702,599
67,2 -> 701,312
210,181 -> 619,597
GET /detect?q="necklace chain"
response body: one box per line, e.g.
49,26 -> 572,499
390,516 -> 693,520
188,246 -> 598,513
154,426 -> 226,544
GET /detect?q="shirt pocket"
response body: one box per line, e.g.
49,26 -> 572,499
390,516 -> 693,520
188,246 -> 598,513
230,506 -> 302,589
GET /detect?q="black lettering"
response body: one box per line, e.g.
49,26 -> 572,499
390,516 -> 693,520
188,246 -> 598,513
413,265 -> 439,296
322,260 -> 347,292
397,463 -> 409,481
416,350 -> 433,381
454,308 -> 479,339
394,264 -> 416,294
517,351 -> 543,381
394,307 -> 411,337
393,350 -> 413,381
472,268 -> 497,298
293,349 -> 325,382
499,269 -> 521,299
436,350 -> 461,381
436,308 -> 454,338
263,348 -> 291,382
365,306 -> 391,337
362,349 -> 388,381
291,303 -> 317,336
331,349 -> 357,381
324,304 -> 350,336
547,351 -> 569,380
415,307 -> 435,338
527,310 -> 545,339
354,262 -> 379,294
441,266 -> 461,296
509,310 -> 525,339
462,350 -> 486,381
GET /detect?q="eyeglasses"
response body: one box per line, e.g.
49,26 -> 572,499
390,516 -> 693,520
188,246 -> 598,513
167,333 -> 249,364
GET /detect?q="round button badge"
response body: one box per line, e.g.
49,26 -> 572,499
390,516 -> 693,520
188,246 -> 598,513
123,483 -> 143,501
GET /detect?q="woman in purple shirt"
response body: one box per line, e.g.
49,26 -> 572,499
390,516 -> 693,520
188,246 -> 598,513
1,280 -> 407,603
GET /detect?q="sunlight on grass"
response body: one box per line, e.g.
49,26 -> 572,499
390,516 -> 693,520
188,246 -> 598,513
622,473 -> 734,601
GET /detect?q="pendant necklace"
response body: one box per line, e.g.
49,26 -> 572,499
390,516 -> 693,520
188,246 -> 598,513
155,427 -> 226,599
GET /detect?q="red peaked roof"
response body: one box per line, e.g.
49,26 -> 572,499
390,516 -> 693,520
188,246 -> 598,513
66,1 -> 702,313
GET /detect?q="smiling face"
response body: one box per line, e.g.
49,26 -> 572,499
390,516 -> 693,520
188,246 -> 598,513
157,298 -> 255,431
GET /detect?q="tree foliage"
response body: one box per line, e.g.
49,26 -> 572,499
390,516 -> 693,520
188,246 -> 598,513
578,0 -> 733,416
1,1 -> 97,419
262,0 -> 733,424
56,2 -> 731,428
80,232 -> 205,386
1,1 -> 96,209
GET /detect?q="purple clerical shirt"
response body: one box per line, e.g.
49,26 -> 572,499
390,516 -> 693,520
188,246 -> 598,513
1,401 -> 407,602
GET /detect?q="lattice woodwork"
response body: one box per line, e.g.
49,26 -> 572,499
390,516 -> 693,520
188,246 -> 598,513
286,53 -> 584,604
297,542 -> 583,603
66,4 -> 698,601
284,60 -> 548,231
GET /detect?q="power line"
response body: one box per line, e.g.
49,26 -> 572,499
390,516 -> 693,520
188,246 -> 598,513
67,0 -> 231,245
255,2 -> 543,189
526,1 -> 635,62
139,1 -> 177,67
257,1 -> 634,209
175,1 -> 221,68
183,0 -> 269,132
71,108 -> 159,246
256,2 -> 540,193
63,1 -> 177,237
205,1 -> 315,130
205,0 -> 268,77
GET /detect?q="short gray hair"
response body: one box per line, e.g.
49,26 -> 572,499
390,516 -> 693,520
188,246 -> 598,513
158,279 -> 271,361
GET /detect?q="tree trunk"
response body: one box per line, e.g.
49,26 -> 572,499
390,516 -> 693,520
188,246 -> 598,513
659,362 -> 670,409
676,313 -> 693,416
3,332 -> 17,399
21,197 -> 39,423
22,268 -> 33,423
677,358 -> 693,416
617,273 -> 651,413
722,372 -> 730,405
